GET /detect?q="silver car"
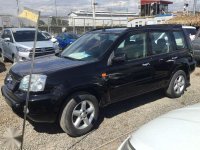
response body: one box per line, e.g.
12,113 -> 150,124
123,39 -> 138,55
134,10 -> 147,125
0,28 -> 60,62
118,103 -> 200,150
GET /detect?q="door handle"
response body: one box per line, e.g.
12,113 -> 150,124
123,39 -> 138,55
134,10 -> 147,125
142,63 -> 150,67
172,57 -> 178,60
159,58 -> 164,62
108,73 -> 124,80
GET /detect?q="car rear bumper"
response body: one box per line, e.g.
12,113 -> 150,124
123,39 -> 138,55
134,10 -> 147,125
1,85 -> 59,123
194,50 -> 200,61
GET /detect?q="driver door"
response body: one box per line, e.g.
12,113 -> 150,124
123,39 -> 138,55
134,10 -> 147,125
107,31 -> 154,102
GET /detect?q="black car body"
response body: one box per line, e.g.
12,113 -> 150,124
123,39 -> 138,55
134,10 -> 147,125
192,29 -> 200,62
1,25 -> 196,136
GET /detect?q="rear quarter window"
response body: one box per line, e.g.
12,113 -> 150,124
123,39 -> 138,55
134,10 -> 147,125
173,31 -> 187,50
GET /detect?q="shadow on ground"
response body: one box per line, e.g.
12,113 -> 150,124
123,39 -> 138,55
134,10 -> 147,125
0,62 -> 6,73
29,90 -> 165,135
102,90 -> 164,119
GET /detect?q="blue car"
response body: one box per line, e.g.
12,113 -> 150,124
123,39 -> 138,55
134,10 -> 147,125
56,33 -> 78,50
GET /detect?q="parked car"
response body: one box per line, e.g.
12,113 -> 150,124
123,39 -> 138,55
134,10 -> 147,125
41,31 -> 57,43
1,25 -> 196,137
192,29 -> 200,63
56,32 -> 78,49
118,103 -> 200,150
182,26 -> 197,41
0,28 -> 60,62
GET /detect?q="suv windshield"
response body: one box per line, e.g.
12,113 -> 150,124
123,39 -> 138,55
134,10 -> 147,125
13,30 -> 49,42
61,32 -> 119,60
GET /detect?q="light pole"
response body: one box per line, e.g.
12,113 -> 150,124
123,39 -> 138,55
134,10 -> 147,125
92,0 -> 97,29
193,0 -> 197,15
16,0 -> 21,27
54,0 -> 58,26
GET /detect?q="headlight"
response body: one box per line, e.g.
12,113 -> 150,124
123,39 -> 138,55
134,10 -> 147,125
16,47 -> 29,52
53,43 -> 59,49
19,74 -> 47,92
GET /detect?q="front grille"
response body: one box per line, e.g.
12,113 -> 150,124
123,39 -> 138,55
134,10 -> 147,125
29,47 -> 55,58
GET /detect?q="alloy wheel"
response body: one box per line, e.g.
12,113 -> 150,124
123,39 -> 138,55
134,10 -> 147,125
174,75 -> 185,95
72,100 -> 95,130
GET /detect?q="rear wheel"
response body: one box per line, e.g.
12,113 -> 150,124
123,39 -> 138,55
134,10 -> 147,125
1,52 -> 8,62
166,70 -> 186,98
13,56 -> 18,63
60,93 -> 99,137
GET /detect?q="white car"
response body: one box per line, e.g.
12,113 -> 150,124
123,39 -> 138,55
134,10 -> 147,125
41,31 -> 58,43
0,28 -> 60,62
182,26 -> 197,41
119,103 -> 200,150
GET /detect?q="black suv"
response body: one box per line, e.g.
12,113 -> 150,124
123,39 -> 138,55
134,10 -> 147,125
1,25 -> 196,137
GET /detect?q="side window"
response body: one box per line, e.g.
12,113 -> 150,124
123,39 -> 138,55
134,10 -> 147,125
150,31 -> 173,55
173,31 -> 187,50
2,30 -> 8,39
7,31 -> 13,42
115,33 -> 147,60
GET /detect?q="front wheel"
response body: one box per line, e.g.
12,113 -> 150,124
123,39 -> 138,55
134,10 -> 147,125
1,52 -> 8,63
60,93 -> 99,137
166,70 -> 187,98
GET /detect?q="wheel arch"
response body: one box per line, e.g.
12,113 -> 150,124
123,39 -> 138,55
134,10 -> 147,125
169,63 -> 190,85
56,86 -> 109,121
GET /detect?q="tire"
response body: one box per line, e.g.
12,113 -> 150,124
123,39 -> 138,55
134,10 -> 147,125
1,52 -> 8,63
166,70 -> 187,98
60,93 -> 99,137
13,56 -> 18,63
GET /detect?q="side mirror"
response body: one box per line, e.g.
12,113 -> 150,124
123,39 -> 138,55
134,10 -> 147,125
112,53 -> 126,64
4,37 -> 11,42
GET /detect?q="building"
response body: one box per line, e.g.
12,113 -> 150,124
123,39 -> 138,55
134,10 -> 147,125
0,15 -> 15,28
127,14 -> 175,27
68,10 -> 138,27
141,0 -> 173,16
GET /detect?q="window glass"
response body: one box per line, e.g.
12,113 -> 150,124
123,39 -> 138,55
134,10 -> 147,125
13,31 -> 48,42
2,30 -> 9,38
150,32 -> 173,55
115,33 -> 147,60
2,30 -> 13,42
185,29 -> 197,36
61,32 -> 119,60
173,31 -> 187,50
7,31 -> 13,42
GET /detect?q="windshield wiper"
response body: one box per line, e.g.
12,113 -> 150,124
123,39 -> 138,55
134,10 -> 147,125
61,55 -> 82,61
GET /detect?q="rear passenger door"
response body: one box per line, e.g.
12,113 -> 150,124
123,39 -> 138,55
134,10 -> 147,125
149,30 -> 175,87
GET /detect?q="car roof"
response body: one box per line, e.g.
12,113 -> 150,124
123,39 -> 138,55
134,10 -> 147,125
182,26 -> 196,29
5,28 -> 36,32
92,24 -> 183,34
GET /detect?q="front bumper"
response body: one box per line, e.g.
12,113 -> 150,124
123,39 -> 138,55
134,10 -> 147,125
1,85 -> 59,123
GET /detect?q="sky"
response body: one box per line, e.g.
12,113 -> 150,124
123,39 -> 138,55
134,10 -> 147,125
0,0 -> 197,16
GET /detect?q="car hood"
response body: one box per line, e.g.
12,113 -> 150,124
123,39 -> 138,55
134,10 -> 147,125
16,41 -> 54,49
10,55 -> 91,77
129,103 -> 200,150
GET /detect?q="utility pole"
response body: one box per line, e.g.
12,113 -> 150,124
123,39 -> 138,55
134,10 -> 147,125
193,0 -> 197,15
16,0 -> 21,27
54,0 -> 58,26
92,0 -> 97,29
